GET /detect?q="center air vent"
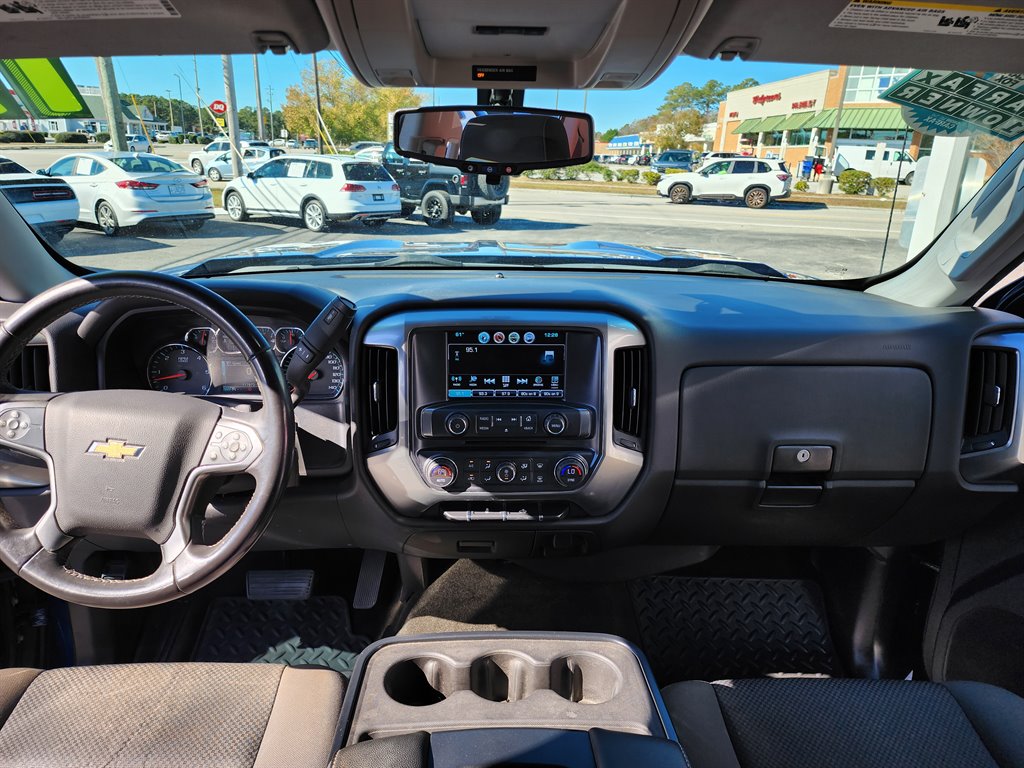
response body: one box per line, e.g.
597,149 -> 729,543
962,347 -> 1016,453
613,346 -> 646,447
363,346 -> 398,450
6,344 -> 50,392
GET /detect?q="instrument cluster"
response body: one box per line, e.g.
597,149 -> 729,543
146,324 -> 345,400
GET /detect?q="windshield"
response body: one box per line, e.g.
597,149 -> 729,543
7,54 -> 1021,280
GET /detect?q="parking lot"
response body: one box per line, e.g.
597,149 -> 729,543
6,144 -> 907,279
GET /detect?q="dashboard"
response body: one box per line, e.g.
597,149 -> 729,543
15,269 -> 1024,561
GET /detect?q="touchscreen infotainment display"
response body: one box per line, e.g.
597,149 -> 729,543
447,328 -> 565,398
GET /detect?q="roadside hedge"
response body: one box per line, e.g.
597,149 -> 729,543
0,131 -> 46,143
873,177 -> 897,198
95,132 -> 110,143
838,169 -> 872,195
616,169 -> 639,183
55,132 -> 88,144
641,171 -> 661,185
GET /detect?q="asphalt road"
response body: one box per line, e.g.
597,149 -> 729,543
7,145 -> 909,279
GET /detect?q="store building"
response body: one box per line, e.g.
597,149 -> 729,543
607,133 -> 654,158
0,85 -> 165,135
713,66 -> 927,169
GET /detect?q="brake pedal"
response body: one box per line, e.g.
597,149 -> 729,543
353,550 -> 387,610
245,569 -> 314,600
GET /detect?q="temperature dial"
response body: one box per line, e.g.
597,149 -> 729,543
424,457 -> 458,489
554,456 -> 588,488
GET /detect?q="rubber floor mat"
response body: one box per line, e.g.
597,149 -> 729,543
193,596 -> 369,675
630,577 -> 841,685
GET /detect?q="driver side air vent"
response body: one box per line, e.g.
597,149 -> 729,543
364,346 -> 398,450
962,347 -> 1016,454
613,346 -> 646,447
6,344 -> 50,392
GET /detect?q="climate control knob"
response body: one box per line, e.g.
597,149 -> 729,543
495,461 -> 517,483
544,412 -> 568,436
445,412 -> 470,436
554,456 -> 588,488
424,457 -> 458,489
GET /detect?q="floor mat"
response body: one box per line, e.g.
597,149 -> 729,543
630,576 -> 841,685
192,596 -> 369,675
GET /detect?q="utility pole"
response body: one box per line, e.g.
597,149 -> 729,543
313,52 -> 322,153
221,55 -> 242,179
253,54 -> 265,141
94,57 -> 126,150
174,75 -> 185,130
193,54 -> 204,136
267,84 -> 275,139
165,90 -> 174,132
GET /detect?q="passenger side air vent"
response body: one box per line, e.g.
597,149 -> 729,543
6,344 -> 50,392
962,347 -> 1016,453
363,345 -> 398,450
613,346 -> 646,448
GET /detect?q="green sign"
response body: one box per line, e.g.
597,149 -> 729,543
0,84 -> 25,121
0,58 -> 90,119
881,70 -> 1024,141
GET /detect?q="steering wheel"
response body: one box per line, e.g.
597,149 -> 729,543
0,272 -> 293,608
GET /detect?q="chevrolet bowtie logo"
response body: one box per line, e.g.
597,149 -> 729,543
86,439 -> 145,460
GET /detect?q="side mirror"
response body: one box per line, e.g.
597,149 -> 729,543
246,171 -> 255,179
35,169 -> 48,176
393,105 -> 594,175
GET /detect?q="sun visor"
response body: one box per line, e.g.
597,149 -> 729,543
323,0 -> 707,89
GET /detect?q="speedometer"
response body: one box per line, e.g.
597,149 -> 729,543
281,349 -> 345,399
147,343 -> 211,395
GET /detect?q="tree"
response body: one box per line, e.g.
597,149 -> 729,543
656,109 -> 704,150
282,59 -> 421,146
659,77 -> 760,120
598,128 -> 619,142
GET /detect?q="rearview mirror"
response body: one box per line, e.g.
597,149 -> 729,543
393,106 -> 594,176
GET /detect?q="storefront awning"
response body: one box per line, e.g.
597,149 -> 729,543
731,117 -> 763,134
805,107 -> 908,130
775,111 -> 816,130
755,115 -> 787,133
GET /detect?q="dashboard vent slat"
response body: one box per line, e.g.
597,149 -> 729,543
962,347 -> 1016,453
363,345 -> 398,445
6,344 -> 50,392
613,346 -> 646,439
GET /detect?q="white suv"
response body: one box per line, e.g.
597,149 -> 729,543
222,155 -> 401,231
656,158 -> 791,209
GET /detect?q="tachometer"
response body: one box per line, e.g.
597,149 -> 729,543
275,327 -> 303,353
147,343 -> 212,395
281,348 -> 345,399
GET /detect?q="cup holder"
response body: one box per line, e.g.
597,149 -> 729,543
550,654 -> 623,704
383,656 -> 459,707
470,652 -> 537,702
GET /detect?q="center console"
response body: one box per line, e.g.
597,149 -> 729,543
334,632 -> 686,767
363,310 -> 645,521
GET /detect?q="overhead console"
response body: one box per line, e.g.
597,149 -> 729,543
324,0 -> 707,89
362,310 -> 645,524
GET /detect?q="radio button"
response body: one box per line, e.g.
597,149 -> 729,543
475,415 -> 493,433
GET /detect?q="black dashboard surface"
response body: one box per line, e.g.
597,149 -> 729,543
36,268 -> 1024,555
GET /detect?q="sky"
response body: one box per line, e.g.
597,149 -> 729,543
61,52 -> 827,132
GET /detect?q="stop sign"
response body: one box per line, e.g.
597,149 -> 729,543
209,100 -> 227,115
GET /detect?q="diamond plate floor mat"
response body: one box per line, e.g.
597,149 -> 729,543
192,596 -> 369,675
630,577 -> 841,685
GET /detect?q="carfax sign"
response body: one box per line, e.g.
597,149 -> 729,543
881,69 -> 1024,140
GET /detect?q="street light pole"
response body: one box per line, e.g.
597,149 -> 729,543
193,54 -> 204,136
267,84 -> 275,139
313,52 -> 322,152
253,54 -> 265,141
174,74 -> 185,131
165,90 -> 174,132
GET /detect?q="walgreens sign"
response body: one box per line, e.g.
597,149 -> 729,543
752,92 -> 782,105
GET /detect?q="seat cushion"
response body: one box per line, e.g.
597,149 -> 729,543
663,678 -> 1024,768
0,663 -> 344,768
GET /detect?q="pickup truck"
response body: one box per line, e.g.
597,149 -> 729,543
380,142 -> 509,227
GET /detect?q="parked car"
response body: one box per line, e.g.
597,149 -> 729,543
285,138 -> 299,148
652,150 -> 695,173
380,141 -> 508,226
270,138 -> 286,146
353,147 -> 384,163
205,147 -> 285,181
222,155 -> 401,231
348,141 -> 384,153
697,151 -> 742,168
103,134 -> 152,152
656,157 -> 791,209
0,155 -> 77,242
833,144 -> 917,184
39,152 -> 213,235
187,138 -> 269,174
302,139 -> 318,149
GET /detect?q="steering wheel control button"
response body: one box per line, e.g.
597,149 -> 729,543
554,456 -> 588,488
0,405 -> 43,448
495,461 -> 517,483
425,457 -> 458,488
544,413 -> 568,436
202,420 -> 261,468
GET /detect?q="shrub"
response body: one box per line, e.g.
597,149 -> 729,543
616,168 -> 639,183
642,171 -> 661,185
660,167 -> 689,174
794,179 -> 809,192
837,169 -> 872,195
600,167 -> 614,182
873,176 -> 897,198
95,132 -> 110,143
538,168 -> 560,180
169,135 -> 184,144
55,132 -> 88,144
0,131 -> 46,143
561,166 -> 580,180
576,160 -> 604,175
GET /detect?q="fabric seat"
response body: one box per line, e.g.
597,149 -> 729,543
663,678 -> 1024,768
0,663 -> 344,768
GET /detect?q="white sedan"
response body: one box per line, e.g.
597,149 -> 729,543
0,155 -> 78,243
205,146 -> 285,181
40,152 -> 214,235
103,134 -> 152,153
222,155 -> 401,231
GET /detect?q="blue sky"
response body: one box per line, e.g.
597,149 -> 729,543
62,53 -> 826,132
